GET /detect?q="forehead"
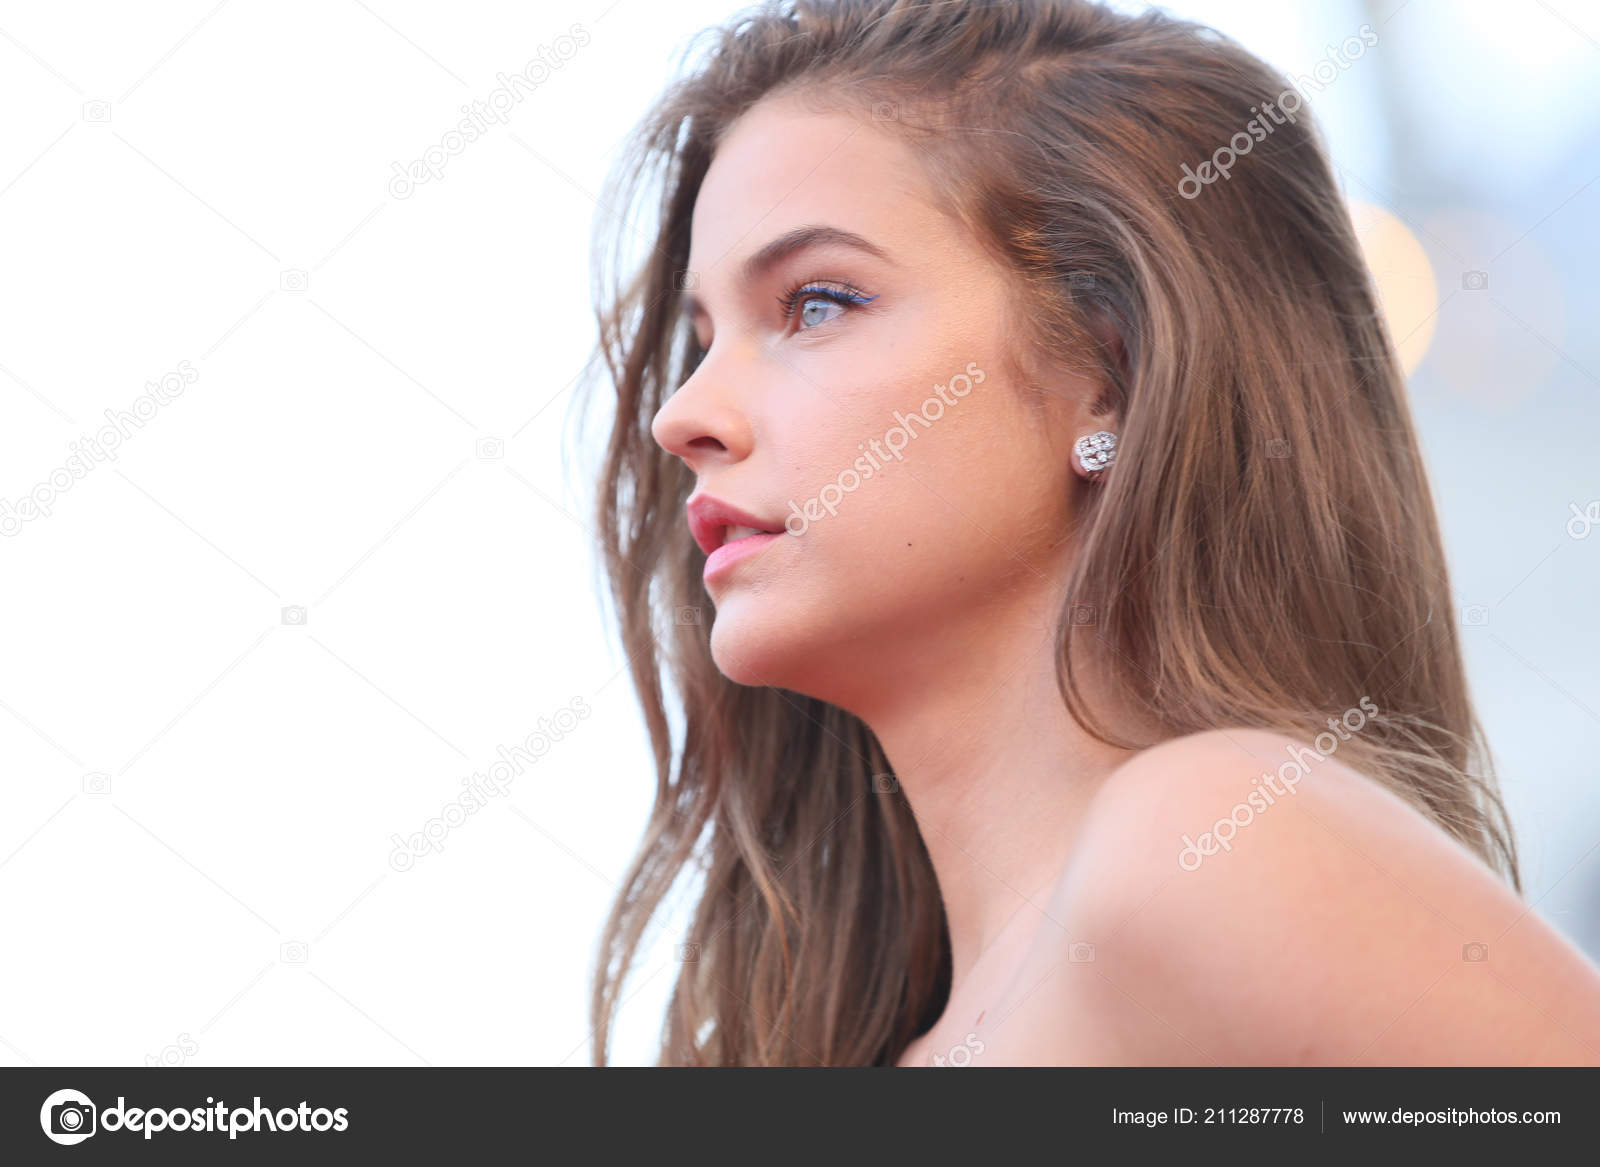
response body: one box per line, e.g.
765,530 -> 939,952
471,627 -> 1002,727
686,96 -> 940,271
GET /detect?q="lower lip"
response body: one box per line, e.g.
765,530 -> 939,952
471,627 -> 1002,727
704,531 -> 783,582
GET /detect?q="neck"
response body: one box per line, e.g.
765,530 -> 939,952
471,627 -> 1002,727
846,587 -> 1147,991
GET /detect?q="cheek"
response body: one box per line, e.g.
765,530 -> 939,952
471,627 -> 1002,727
779,367 -> 1073,601
704,362 -> 1074,687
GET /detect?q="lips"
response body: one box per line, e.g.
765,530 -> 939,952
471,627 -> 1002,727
685,493 -> 787,584
685,494 -> 784,556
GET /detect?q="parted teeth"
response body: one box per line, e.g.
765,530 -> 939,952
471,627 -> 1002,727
723,525 -> 762,545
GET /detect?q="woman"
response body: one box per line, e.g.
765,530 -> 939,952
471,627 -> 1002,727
584,0 -> 1600,1065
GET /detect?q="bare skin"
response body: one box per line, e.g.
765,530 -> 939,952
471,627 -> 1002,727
896,727 -> 1600,1065
651,95 -> 1600,1066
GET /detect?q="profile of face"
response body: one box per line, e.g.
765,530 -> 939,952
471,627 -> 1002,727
651,95 -> 1100,712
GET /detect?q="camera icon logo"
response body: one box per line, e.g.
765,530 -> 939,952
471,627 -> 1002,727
40,1088 -> 97,1145
1462,941 -> 1489,962
280,269 -> 309,293
1460,605 -> 1489,627
82,100 -> 111,123
82,772 -> 112,796
475,437 -> 504,460
1070,603 -> 1097,627
677,942 -> 700,962
1069,941 -> 1096,963
1461,270 -> 1489,291
280,941 -> 309,963
871,773 -> 899,794
281,605 -> 308,626
1265,438 -> 1291,459
674,270 -> 699,291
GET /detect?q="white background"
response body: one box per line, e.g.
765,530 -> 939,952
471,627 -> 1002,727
1,0 -> 1597,1066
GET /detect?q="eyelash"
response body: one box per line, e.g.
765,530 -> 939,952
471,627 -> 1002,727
775,279 -> 878,328
687,278 -> 877,366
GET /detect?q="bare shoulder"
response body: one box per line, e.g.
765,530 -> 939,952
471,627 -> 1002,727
1078,724 -> 1469,883
1014,727 -> 1600,1065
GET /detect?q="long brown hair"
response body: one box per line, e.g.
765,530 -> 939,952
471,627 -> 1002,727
581,0 -> 1519,1067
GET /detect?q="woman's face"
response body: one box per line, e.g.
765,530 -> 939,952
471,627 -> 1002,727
652,95 -> 1090,708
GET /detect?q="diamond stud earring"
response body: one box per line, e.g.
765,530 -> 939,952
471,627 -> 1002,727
1074,430 -> 1118,476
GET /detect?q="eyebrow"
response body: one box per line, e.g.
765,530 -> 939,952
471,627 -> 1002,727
681,225 -> 891,319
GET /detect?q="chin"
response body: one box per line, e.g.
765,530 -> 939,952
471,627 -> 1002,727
708,590 -> 890,711
707,597 -> 800,688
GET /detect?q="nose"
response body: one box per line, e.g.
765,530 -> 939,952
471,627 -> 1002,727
650,351 -> 753,471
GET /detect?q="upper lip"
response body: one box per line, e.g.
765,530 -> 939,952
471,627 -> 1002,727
686,493 -> 782,556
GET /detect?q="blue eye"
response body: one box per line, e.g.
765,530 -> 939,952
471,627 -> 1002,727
777,282 -> 877,331
799,295 -> 844,328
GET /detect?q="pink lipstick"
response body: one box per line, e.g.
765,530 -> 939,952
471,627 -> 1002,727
686,493 -> 786,584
